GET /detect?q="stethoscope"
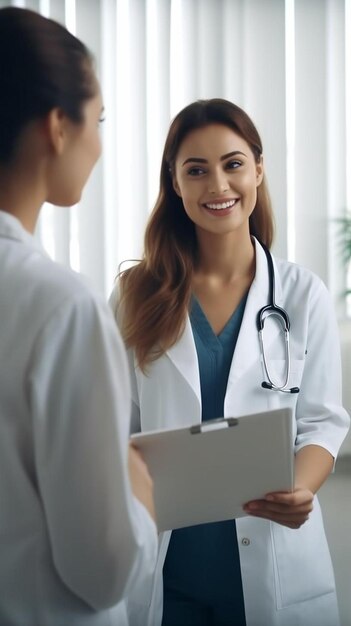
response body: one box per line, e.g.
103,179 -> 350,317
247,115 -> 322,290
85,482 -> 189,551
257,244 -> 300,394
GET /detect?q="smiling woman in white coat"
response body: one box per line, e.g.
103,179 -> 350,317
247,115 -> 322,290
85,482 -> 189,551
110,99 -> 350,626
0,7 -> 158,626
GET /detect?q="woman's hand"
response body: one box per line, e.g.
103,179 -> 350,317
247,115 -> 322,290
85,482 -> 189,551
128,443 -> 156,524
243,445 -> 334,529
243,487 -> 314,529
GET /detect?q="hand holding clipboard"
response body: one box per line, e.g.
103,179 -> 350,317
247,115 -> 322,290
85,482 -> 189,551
131,407 -> 294,531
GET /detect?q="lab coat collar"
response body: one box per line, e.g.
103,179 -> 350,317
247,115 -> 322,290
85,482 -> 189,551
166,237 -> 283,398
166,315 -> 202,404
0,209 -> 47,256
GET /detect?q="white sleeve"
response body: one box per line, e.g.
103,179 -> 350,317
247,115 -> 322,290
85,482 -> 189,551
295,279 -> 350,458
28,291 -> 157,610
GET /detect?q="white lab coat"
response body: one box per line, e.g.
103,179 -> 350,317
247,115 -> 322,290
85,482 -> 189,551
110,237 -> 350,626
0,211 -> 157,626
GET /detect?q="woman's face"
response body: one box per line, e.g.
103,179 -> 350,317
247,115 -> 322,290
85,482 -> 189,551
172,123 -> 263,237
47,84 -> 103,206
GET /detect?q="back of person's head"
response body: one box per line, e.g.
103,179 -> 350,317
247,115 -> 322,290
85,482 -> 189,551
157,98 -> 273,249
0,7 -> 96,164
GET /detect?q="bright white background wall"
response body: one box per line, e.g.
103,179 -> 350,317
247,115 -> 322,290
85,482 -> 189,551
2,0 -> 351,449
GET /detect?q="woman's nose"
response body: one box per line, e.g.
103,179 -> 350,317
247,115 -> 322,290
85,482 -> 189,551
208,171 -> 229,194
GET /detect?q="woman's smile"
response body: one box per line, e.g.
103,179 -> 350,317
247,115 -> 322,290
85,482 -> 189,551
203,198 -> 239,215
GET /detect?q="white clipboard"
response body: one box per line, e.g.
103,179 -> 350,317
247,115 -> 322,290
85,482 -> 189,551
131,407 -> 294,531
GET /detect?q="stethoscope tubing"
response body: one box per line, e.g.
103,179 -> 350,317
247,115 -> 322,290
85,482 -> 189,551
257,243 -> 300,394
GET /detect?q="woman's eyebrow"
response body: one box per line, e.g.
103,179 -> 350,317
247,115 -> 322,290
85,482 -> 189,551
182,157 -> 207,166
220,150 -> 247,161
182,150 -> 247,166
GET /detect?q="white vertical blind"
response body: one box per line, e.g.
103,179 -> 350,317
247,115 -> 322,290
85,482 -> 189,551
147,0 -> 171,207
326,0 -> 347,314
346,0 -> 351,211
285,0 -> 296,262
294,0 -> 329,283
241,0 -> 287,259
1,0 -> 349,313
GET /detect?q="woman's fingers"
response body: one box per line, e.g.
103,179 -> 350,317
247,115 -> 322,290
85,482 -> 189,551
243,487 -> 314,528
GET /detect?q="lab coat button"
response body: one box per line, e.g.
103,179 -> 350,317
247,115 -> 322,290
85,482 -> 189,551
241,537 -> 250,546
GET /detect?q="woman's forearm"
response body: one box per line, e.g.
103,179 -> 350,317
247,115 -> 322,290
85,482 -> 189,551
294,444 -> 334,494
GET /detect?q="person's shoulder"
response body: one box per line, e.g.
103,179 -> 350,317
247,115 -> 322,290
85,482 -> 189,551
32,250 -> 96,303
13,243 -> 107,327
274,255 -> 326,292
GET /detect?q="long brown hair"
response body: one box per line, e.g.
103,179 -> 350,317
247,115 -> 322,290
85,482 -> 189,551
118,99 -> 274,370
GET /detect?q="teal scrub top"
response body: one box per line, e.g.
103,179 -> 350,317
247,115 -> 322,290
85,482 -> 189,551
162,295 -> 247,624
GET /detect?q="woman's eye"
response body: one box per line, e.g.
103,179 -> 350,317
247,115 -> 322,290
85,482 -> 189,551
187,166 -> 206,176
226,160 -> 241,170
98,116 -> 106,125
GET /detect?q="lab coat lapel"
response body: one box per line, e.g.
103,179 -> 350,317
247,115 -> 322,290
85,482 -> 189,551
165,239 -> 284,401
227,238 -> 283,386
165,316 -> 201,404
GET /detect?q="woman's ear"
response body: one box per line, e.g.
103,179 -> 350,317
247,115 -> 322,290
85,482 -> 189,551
172,175 -> 182,197
44,108 -> 67,155
256,156 -> 264,187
